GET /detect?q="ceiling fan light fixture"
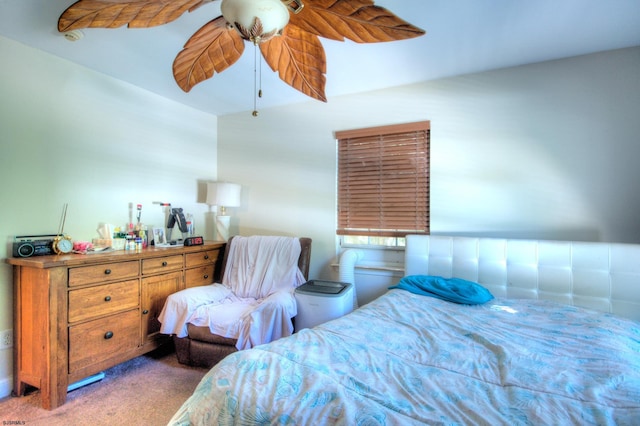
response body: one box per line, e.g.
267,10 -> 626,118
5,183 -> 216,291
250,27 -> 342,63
221,0 -> 290,44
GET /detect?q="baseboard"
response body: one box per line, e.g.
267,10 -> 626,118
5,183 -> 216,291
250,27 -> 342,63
68,372 -> 105,392
0,372 -> 106,399
0,376 -> 12,399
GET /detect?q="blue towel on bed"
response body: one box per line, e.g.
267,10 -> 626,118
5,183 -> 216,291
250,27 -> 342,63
389,275 -> 494,305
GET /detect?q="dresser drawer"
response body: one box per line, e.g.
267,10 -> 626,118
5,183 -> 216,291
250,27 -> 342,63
142,255 -> 183,275
68,279 -> 139,323
185,265 -> 215,288
69,261 -> 139,287
69,309 -> 139,374
185,250 -> 220,268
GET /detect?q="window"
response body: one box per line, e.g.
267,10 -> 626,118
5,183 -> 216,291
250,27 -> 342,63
336,121 -> 430,246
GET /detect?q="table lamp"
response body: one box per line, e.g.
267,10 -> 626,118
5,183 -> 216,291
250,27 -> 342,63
206,182 -> 241,241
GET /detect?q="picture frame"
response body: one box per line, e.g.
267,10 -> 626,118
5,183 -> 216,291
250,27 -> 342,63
152,227 -> 166,245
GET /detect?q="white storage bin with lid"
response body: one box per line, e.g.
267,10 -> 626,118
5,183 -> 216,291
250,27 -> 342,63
294,280 -> 354,331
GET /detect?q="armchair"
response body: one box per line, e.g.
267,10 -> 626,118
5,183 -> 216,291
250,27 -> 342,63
159,236 -> 311,368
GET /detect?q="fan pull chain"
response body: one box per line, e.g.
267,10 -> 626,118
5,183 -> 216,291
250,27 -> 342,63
252,43 -> 263,117
259,51 -> 263,99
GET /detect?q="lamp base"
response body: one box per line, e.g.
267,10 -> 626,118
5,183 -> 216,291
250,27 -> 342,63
204,211 -> 216,241
216,215 -> 231,241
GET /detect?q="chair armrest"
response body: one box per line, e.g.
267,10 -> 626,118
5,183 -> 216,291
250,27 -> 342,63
236,289 -> 297,350
256,289 -> 296,317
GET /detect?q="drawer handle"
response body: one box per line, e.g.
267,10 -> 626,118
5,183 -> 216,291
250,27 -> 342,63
204,255 -> 209,260
104,296 -> 112,302
104,331 -> 114,339
162,261 -> 168,267
104,269 -> 112,275
142,309 -> 149,315
203,274 -> 209,279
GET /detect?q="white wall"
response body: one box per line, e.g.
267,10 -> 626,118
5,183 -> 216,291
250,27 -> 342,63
0,36 -> 218,398
218,46 -> 640,291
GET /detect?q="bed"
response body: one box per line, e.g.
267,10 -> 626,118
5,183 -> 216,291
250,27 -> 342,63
168,235 -> 640,425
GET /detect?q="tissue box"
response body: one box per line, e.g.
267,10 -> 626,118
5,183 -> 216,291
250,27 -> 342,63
92,238 -> 127,250
92,238 -> 112,247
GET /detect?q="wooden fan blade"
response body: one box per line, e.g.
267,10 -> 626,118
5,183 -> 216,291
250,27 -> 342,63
260,25 -> 327,102
58,0 -> 215,32
173,16 -> 245,93
288,0 -> 425,43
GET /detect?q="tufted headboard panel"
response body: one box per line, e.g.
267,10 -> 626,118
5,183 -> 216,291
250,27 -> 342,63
405,235 -> 640,321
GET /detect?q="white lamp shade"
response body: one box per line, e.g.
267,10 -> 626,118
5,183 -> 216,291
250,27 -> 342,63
206,182 -> 242,209
221,0 -> 290,38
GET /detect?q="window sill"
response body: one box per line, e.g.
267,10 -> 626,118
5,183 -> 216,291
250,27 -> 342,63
331,261 -> 404,273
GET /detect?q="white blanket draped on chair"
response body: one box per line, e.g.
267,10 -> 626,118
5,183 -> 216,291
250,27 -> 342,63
158,236 -> 306,349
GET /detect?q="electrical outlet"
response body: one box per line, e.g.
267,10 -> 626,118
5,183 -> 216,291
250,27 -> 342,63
0,329 -> 12,349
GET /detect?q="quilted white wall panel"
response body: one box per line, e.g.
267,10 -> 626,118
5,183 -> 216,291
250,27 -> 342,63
537,241 -> 572,297
404,235 -> 640,321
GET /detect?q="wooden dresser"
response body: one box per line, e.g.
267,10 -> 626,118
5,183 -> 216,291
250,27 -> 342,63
6,241 -> 225,409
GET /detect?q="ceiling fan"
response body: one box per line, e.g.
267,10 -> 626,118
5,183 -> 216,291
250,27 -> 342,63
58,0 -> 425,113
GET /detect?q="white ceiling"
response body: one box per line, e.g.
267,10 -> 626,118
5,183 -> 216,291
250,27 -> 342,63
1,0 -> 639,116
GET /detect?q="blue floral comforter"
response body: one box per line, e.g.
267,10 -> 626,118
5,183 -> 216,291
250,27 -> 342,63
169,289 -> 640,425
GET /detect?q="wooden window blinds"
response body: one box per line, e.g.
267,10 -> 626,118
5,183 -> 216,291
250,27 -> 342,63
336,121 -> 430,238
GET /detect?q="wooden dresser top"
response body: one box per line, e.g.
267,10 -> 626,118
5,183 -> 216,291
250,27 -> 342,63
6,241 -> 225,269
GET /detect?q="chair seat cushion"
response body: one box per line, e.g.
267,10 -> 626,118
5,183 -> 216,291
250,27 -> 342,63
158,284 -> 233,337
189,299 -> 258,338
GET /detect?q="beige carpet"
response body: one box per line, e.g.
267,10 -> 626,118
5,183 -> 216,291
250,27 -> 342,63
0,347 -> 208,426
